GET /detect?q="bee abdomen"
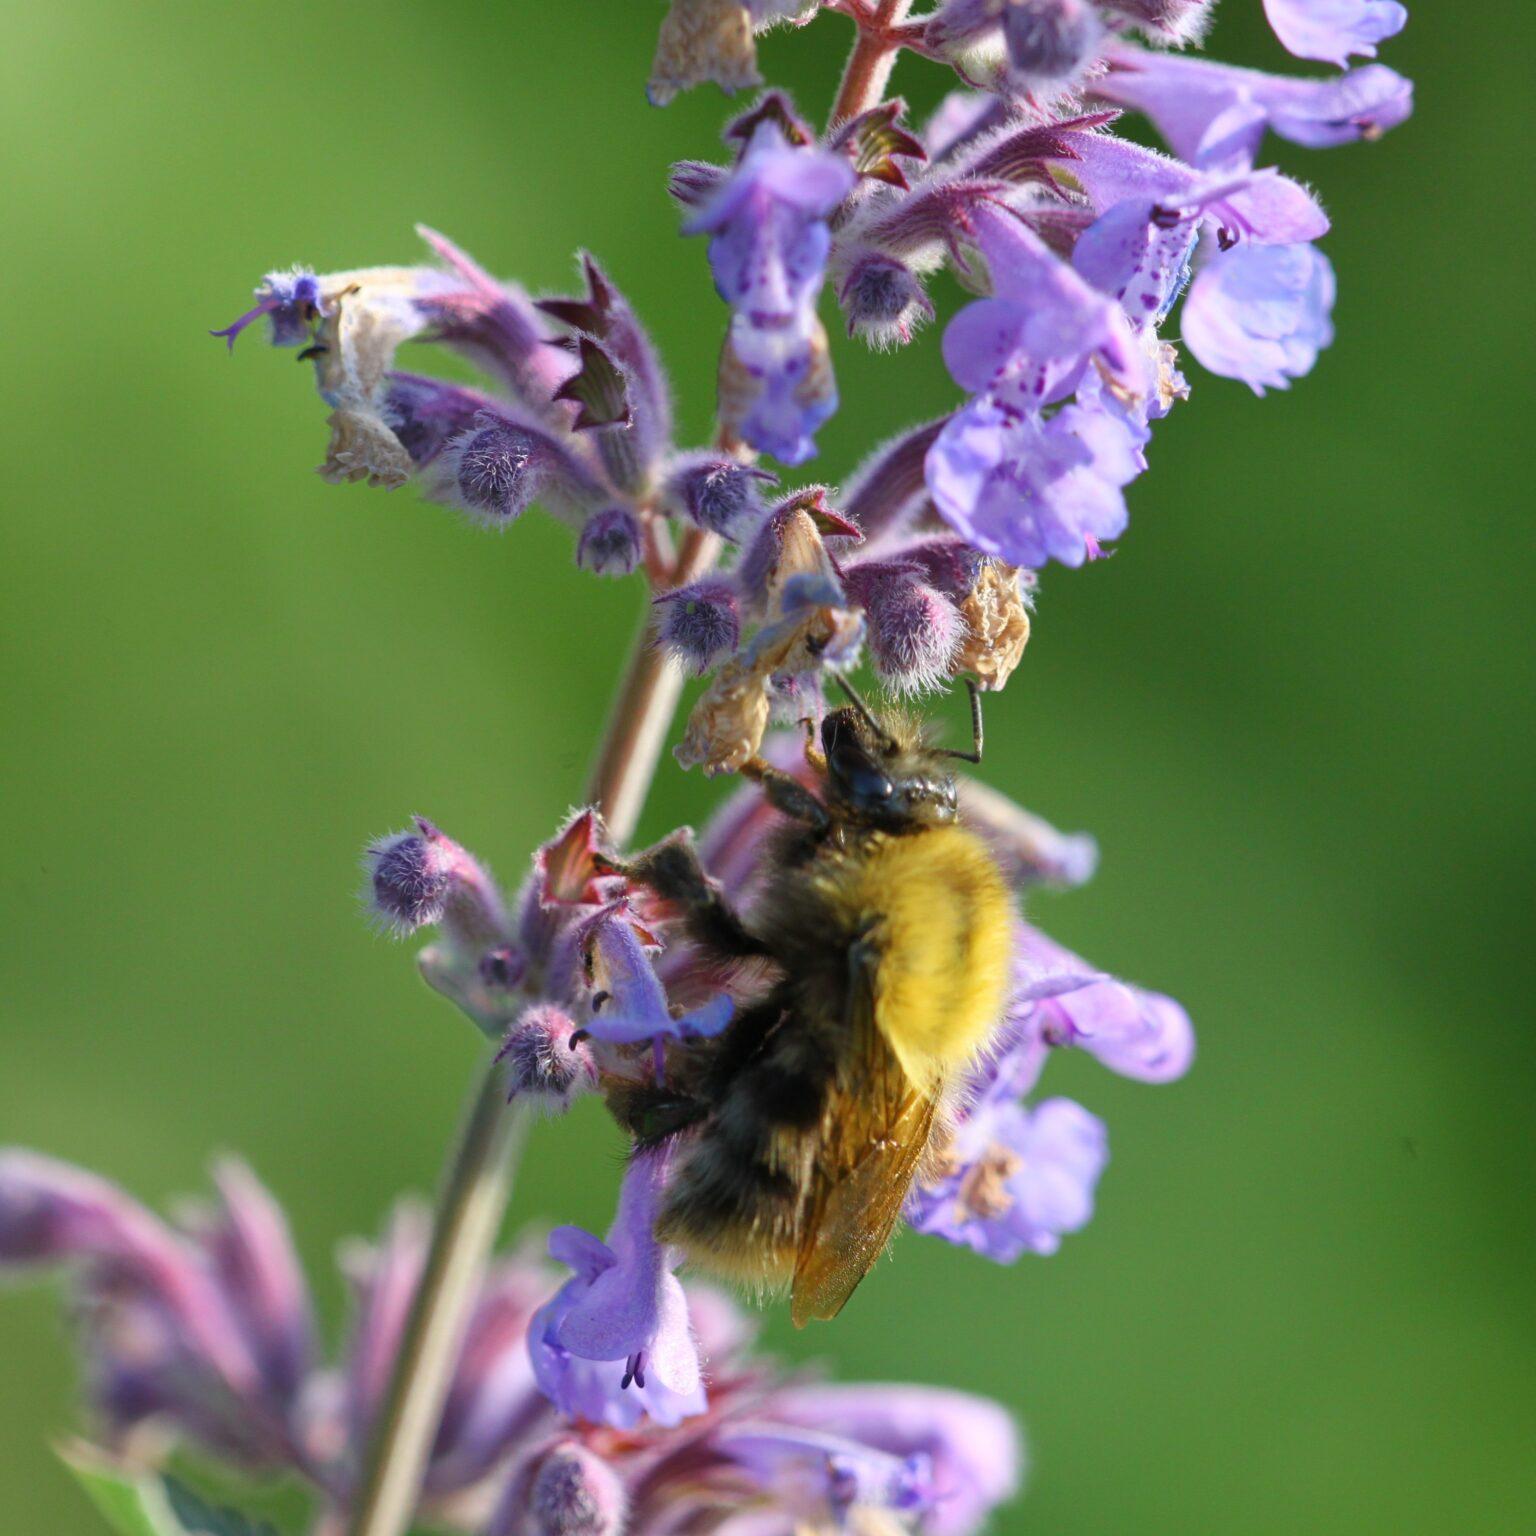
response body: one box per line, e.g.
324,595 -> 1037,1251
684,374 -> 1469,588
660,1023 -> 832,1287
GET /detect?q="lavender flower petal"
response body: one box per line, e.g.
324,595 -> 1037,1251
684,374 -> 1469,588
1181,241 -> 1336,395
1263,0 -> 1407,66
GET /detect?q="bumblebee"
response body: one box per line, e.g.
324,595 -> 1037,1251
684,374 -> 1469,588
608,679 -> 1014,1325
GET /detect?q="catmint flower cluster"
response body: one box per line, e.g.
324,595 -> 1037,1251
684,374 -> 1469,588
0,4 -> 1413,1532
0,1154 -> 1019,1534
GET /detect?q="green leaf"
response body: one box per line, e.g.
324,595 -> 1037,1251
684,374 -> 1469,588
56,1444 -> 281,1536
57,1443 -> 178,1536
163,1476 -> 280,1536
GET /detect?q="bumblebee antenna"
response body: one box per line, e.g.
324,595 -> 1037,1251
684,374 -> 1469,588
826,670 -> 897,750
938,677 -> 984,765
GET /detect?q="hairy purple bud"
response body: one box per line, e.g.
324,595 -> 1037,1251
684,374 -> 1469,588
576,508 -> 643,577
663,456 -> 775,539
491,1439 -> 628,1536
1002,0 -> 1105,86
365,818 -> 507,950
837,253 -> 935,349
842,562 -> 964,694
495,1006 -> 596,1112
653,579 -> 742,675
530,1443 -> 627,1536
453,422 -> 544,523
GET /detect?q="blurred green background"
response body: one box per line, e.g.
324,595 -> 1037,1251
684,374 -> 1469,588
1,2 -> 1531,1533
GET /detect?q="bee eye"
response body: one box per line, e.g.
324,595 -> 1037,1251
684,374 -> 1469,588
844,763 -> 894,806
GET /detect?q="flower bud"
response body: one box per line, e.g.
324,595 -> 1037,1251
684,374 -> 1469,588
365,818 -> 507,951
522,1442 -> 628,1536
837,253 -> 935,349
652,580 -> 742,676
662,456 -> 775,539
842,562 -> 964,695
1001,0 -> 1105,87
453,421 -> 544,523
495,1006 -> 596,1112
576,508 -> 643,577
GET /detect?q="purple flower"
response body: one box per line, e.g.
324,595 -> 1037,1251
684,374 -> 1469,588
1264,0 -> 1407,67
688,118 -> 854,325
1098,47 -> 1413,167
2,1153 -> 1024,1531
908,1097 -> 1109,1261
772,1383 -> 1021,1536
0,1152 -> 295,1464
1182,241 -> 1336,394
999,0 -> 1106,88
927,395 -> 1147,568
942,206 -> 1137,409
578,904 -> 734,1046
988,923 -> 1196,1092
686,115 -> 855,460
528,1151 -> 705,1429
712,1424 -> 935,1523
719,307 -> 838,466
210,269 -> 325,350
1070,161 -> 1329,335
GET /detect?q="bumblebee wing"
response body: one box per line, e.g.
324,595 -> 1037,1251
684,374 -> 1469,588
790,942 -> 941,1327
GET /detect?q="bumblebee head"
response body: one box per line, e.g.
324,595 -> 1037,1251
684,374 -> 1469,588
820,705 -> 958,829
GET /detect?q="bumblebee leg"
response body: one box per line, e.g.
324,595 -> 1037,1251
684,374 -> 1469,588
619,834 -> 769,960
742,758 -> 830,832
939,677 -> 985,765
798,715 -> 828,774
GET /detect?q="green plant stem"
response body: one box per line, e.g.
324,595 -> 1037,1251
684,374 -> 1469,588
342,525 -> 721,1536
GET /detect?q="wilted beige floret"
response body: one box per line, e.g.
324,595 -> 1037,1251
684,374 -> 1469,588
676,599 -> 861,775
649,0 -> 761,107
309,267 -> 451,487
956,560 -> 1031,691
320,406 -> 413,489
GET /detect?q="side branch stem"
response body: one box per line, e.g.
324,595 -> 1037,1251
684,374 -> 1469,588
344,524 -> 721,1536
830,0 -> 915,125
